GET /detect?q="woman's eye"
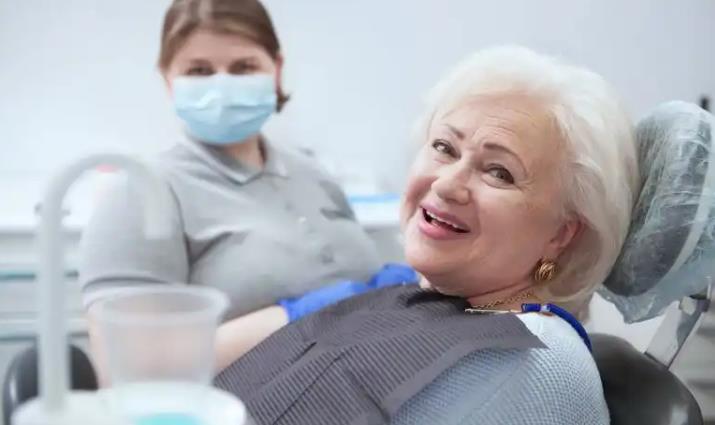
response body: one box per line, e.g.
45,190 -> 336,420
431,139 -> 455,157
487,166 -> 514,184
186,66 -> 213,76
230,62 -> 258,75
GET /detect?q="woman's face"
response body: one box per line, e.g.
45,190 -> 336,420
401,94 -> 579,298
163,28 -> 281,91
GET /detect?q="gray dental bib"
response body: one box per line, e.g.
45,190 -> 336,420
215,286 -> 544,425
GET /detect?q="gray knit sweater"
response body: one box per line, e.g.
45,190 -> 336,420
392,313 -> 609,424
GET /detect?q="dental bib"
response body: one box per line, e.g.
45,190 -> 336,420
215,286 -> 543,425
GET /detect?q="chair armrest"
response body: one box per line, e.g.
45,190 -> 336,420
2,344 -> 97,425
591,333 -> 703,425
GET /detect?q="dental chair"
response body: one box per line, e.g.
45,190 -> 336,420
2,344 -> 97,425
593,100 -> 714,425
590,288 -> 709,425
2,102 -> 713,425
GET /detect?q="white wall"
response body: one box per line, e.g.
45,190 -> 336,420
1,0 -> 714,186
0,0 -> 714,347
266,0 -> 715,189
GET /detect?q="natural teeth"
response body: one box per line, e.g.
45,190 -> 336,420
426,210 -> 463,231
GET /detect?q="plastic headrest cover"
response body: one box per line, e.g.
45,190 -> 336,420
599,101 -> 715,322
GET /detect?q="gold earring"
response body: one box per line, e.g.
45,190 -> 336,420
534,259 -> 558,283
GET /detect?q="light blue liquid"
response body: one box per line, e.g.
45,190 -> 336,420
135,413 -> 203,425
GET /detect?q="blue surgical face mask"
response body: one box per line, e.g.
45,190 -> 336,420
172,73 -> 278,145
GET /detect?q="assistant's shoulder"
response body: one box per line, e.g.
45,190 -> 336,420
150,142 -> 227,194
271,144 -> 336,181
153,143 -> 203,176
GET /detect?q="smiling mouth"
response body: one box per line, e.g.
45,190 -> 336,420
422,208 -> 470,233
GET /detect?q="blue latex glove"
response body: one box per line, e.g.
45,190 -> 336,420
278,264 -> 418,323
367,263 -> 419,289
278,280 -> 371,323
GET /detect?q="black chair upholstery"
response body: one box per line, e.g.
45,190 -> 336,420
2,344 -> 97,425
591,333 -> 703,425
0,335 -> 706,425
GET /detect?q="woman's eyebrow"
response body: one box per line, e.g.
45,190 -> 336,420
444,123 -> 466,140
482,142 -> 527,172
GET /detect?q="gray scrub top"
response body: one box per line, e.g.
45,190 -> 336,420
79,138 -> 381,320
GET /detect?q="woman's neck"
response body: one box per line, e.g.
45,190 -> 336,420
222,134 -> 265,169
420,277 -> 542,311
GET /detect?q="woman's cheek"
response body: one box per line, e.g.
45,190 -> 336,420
477,187 -> 527,223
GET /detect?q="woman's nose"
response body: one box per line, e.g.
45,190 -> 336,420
432,163 -> 471,205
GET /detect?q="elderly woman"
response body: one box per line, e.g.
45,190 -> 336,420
211,46 -> 638,425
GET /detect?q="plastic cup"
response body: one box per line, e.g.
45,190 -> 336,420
94,286 -> 229,424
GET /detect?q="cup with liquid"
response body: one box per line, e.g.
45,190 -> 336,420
93,285 -> 229,425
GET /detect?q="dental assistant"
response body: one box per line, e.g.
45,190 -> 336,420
79,0 -> 380,379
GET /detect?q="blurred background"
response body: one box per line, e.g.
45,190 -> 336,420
0,0 -> 714,422
2,0 -> 713,195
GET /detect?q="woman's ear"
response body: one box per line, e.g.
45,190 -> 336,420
274,53 -> 288,111
161,71 -> 174,96
545,216 -> 583,259
274,53 -> 285,92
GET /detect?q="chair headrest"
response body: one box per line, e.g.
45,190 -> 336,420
600,101 -> 715,322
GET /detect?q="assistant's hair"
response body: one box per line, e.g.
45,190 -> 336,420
158,0 -> 289,110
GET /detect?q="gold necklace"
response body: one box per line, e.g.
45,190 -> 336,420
465,289 -> 538,314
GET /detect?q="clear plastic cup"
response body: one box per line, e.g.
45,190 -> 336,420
94,286 -> 229,424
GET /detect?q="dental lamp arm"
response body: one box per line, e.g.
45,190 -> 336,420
35,154 -> 173,414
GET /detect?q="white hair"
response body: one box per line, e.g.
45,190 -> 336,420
416,46 -> 639,308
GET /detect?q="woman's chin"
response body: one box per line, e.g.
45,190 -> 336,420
428,284 -> 464,297
404,249 -> 434,276
406,246 -> 447,274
